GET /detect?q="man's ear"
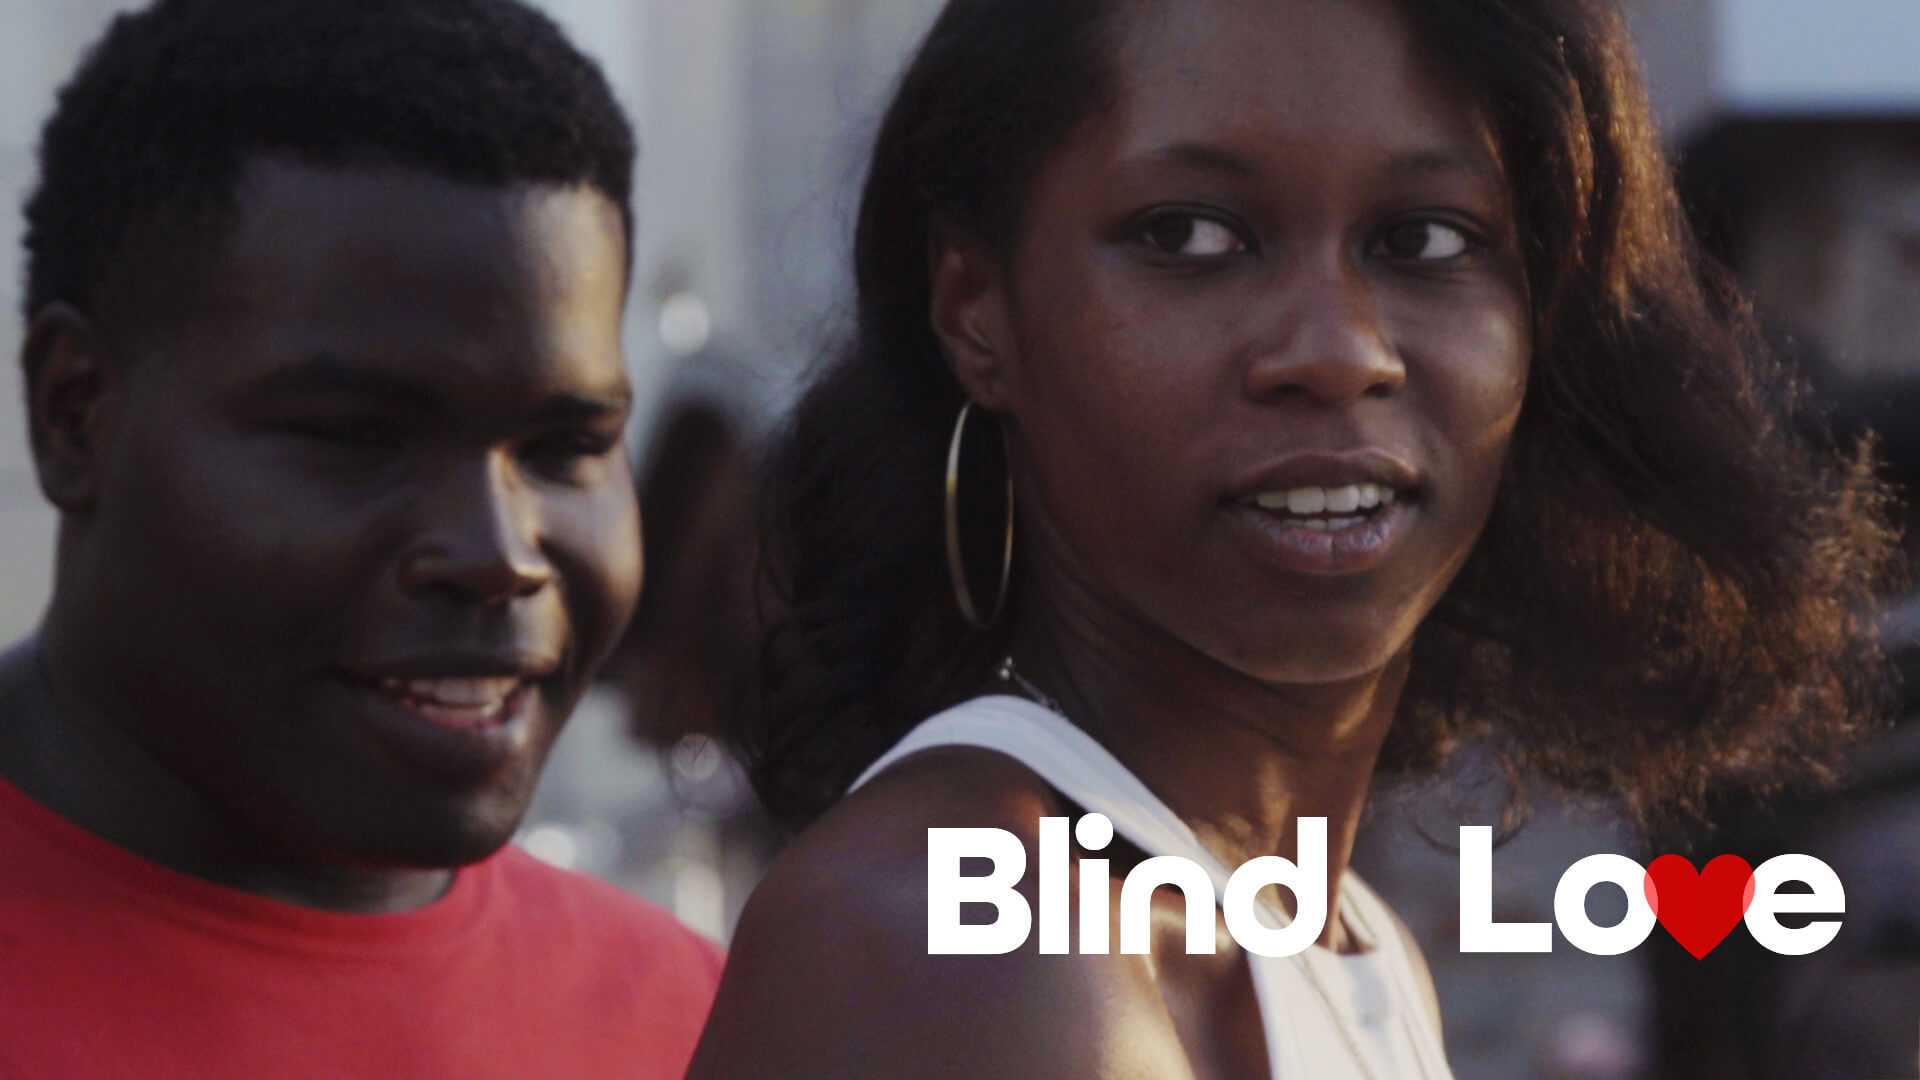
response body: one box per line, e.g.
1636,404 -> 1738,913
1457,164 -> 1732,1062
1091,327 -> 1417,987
929,228 -> 1017,410
22,304 -> 117,512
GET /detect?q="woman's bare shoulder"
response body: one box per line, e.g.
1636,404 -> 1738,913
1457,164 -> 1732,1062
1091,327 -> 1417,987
687,747 -> 1195,1079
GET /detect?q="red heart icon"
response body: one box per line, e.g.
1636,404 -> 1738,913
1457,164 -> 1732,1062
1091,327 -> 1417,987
1642,854 -> 1757,959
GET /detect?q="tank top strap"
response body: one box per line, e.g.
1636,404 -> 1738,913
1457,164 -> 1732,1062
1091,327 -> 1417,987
851,694 -> 1457,1080
851,694 -> 1305,1077
855,695 -> 1236,887
1325,872 -> 1456,1079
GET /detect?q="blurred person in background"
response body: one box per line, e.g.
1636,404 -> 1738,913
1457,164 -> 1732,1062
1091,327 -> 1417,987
690,0 -> 1901,1076
1351,762 -> 1658,1078
617,394 -> 781,924
611,397 -> 760,751
0,1 -> 722,1076
524,390 -> 778,939
1648,116 -> 1920,1080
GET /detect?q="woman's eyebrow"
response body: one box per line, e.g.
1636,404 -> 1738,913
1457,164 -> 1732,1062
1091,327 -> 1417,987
1126,141 -> 1500,187
1128,141 -> 1260,178
1385,147 -> 1501,186
1121,139 -> 1267,177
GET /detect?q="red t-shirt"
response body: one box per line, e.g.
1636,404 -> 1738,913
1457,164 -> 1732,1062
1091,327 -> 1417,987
0,778 -> 724,1078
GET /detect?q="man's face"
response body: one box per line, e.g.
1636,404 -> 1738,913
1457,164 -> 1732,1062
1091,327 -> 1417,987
67,159 -> 640,869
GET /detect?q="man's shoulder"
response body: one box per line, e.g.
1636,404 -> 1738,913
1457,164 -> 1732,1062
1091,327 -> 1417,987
481,844 -> 725,977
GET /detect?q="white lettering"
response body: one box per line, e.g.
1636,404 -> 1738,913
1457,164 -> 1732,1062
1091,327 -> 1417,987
1222,817 -> 1328,957
1458,825 -> 1552,953
1745,853 -> 1845,956
927,827 -> 1031,954
1553,854 -> 1658,955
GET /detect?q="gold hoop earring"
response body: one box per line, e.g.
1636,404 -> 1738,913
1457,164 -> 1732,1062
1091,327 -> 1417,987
944,401 -> 1014,629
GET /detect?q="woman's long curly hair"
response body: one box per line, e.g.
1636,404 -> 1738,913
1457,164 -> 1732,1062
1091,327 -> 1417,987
744,0 -> 1904,829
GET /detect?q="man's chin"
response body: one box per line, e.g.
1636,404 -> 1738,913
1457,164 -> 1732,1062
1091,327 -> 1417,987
335,792 -> 537,872
419,800 -> 536,867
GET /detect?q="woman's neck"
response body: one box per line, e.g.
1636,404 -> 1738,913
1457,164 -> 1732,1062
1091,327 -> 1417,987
1007,575 -> 1410,951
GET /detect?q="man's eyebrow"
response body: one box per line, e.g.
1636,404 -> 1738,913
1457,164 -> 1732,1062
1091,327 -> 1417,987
526,387 -> 634,424
239,355 -> 633,420
242,354 -> 440,409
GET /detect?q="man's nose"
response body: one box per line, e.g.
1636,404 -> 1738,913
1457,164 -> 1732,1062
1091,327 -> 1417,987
397,452 -> 554,604
1242,255 -> 1407,405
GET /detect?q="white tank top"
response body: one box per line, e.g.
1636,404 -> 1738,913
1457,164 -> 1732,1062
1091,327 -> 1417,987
850,695 -> 1454,1080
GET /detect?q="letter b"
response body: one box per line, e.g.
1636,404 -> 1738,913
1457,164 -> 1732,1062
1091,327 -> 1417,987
928,828 -> 1033,954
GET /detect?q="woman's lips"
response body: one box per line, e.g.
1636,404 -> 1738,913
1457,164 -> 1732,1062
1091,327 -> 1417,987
1229,494 -> 1415,575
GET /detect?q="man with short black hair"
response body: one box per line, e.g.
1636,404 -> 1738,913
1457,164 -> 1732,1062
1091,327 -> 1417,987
0,2 -> 721,1075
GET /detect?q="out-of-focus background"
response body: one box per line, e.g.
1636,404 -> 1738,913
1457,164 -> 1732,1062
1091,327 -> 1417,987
3,3 -> 1917,1078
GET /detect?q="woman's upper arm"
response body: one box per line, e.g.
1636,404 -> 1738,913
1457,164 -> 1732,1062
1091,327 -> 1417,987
686,810 -> 1190,1079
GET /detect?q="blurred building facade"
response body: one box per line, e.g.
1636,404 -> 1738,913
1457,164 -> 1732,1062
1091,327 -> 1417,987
1,5 -> 1916,1076
0,0 -> 944,645
8,0 -> 1908,639
5,0 -> 1915,637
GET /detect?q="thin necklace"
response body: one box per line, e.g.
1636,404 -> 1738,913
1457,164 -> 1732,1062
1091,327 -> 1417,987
990,654 -> 1427,1080
995,655 -> 1063,715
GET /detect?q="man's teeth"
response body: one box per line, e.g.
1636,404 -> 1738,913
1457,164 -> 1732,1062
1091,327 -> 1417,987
378,676 -> 521,708
1250,484 -> 1397,515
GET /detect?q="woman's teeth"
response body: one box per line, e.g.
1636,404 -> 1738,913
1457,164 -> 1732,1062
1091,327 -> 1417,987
1249,483 -> 1397,519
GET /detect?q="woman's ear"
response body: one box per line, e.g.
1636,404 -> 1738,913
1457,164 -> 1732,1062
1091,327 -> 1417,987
929,229 -> 1017,410
22,304 -> 117,513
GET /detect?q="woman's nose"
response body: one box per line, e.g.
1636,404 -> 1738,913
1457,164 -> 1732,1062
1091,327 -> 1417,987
1242,259 -> 1407,405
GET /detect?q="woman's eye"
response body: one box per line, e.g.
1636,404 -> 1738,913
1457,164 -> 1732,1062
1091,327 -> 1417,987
1377,220 -> 1474,262
1140,212 -> 1247,259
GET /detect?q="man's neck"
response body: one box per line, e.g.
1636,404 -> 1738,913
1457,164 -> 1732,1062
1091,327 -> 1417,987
0,631 -> 454,914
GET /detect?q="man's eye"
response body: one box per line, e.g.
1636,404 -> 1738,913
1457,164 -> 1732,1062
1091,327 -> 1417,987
285,418 -> 403,449
523,433 -> 621,478
1376,220 -> 1474,262
528,433 -> 618,460
1140,212 -> 1247,258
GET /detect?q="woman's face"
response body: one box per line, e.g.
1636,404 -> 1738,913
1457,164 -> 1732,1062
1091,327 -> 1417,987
966,0 -> 1529,684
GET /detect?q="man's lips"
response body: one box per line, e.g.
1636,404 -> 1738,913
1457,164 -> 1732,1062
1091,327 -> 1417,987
341,652 -> 562,732
371,676 -> 528,730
